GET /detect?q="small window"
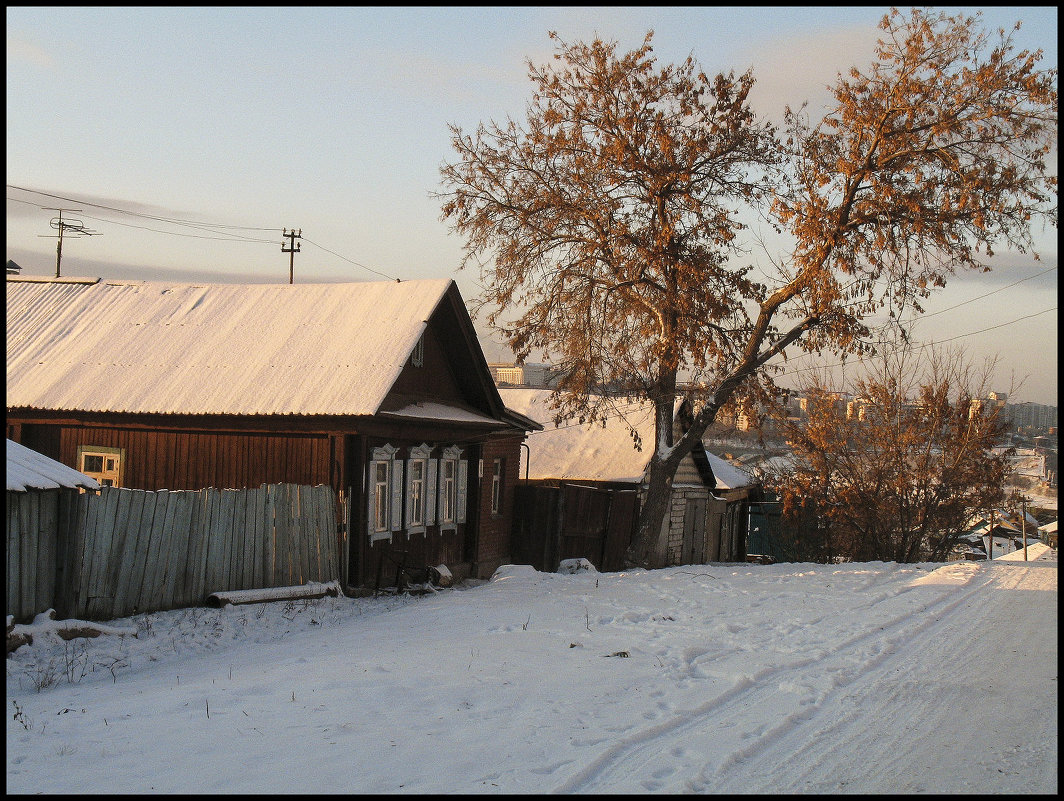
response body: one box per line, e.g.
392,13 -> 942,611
368,444 -> 401,542
77,445 -> 124,488
491,458 -> 504,515
405,443 -> 432,535
441,459 -> 456,523
373,462 -> 390,532
411,334 -> 424,367
438,446 -> 465,530
409,461 -> 424,525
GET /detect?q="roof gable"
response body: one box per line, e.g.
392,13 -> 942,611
7,276 -> 459,417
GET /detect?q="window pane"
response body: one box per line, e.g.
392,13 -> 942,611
83,455 -> 104,472
374,463 -> 389,530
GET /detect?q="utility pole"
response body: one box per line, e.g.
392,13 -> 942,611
282,228 -> 301,284
39,208 -> 99,278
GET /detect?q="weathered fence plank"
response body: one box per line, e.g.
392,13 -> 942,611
20,493 -> 39,619
111,488 -> 148,619
8,494 -> 24,620
35,492 -> 58,617
167,489 -> 195,608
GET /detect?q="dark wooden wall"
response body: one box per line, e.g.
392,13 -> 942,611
19,424 -> 333,492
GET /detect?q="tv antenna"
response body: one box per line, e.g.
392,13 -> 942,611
38,207 -> 100,277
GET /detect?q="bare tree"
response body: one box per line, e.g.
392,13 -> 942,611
764,346 -> 1014,563
439,10 -> 1057,568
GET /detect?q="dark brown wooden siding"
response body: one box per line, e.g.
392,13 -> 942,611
475,434 -> 524,576
29,425 -> 333,491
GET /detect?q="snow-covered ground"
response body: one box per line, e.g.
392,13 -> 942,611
7,547 -> 1057,794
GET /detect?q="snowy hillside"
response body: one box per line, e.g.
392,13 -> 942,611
7,548 -> 1057,794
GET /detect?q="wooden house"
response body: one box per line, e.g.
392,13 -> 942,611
6,275 -> 540,590
499,388 -> 760,571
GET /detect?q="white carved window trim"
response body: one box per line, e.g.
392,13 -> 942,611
438,445 -> 463,531
368,444 -> 401,542
406,443 -> 432,535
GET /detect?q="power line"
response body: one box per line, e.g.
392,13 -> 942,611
526,306 -> 1058,436
909,265 -> 1058,322
71,210 -> 279,243
8,188 -> 401,281
767,306 -> 1058,379
301,237 -> 398,281
7,184 -> 280,232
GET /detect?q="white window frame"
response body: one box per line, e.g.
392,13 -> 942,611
77,445 -> 124,488
406,443 -> 432,535
368,444 -> 401,542
438,446 -> 463,531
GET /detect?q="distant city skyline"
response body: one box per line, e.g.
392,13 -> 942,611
6,6 -> 1058,404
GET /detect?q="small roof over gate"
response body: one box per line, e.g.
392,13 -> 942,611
7,439 -> 100,492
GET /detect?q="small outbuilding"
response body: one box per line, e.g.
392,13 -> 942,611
500,388 -> 760,571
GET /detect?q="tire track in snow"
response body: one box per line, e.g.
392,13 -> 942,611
551,564 -> 1005,793
715,560 -> 1056,794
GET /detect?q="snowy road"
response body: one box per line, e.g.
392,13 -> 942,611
555,556 -> 1057,794
6,548 -> 1057,794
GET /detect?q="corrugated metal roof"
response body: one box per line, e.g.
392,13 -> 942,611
7,275 -> 454,417
7,439 -> 100,492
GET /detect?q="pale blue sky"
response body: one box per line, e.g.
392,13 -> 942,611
6,6 -> 1058,404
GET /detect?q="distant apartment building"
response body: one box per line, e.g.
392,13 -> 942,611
1007,401 -> 1058,433
488,362 -> 562,388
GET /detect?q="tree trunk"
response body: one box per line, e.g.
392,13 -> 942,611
626,456 -> 676,568
625,389 -> 720,569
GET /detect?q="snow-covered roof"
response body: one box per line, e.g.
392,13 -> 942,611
500,388 -> 756,489
6,439 -> 100,492
7,275 -> 455,417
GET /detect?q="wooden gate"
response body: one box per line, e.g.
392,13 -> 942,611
513,483 -> 639,572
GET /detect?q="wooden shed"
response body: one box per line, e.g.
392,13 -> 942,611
6,275 -> 540,591
500,389 -> 760,571
6,438 -> 99,622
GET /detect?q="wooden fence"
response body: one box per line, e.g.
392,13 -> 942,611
6,483 -> 343,622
